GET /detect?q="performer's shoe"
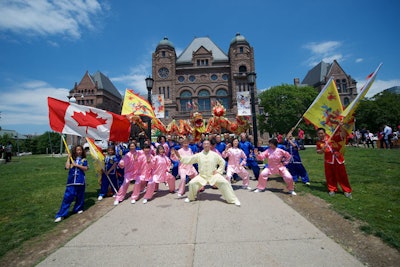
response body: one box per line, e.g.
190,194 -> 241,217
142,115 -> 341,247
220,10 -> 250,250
253,189 -> 262,193
234,200 -> 241,206
97,195 -> 103,201
131,199 -> 136,204
344,192 -> 352,199
54,217 -> 62,223
77,210 -> 83,214
328,191 -> 336,196
184,198 -> 190,203
242,186 -> 252,190
143,199 -> 148,204
305,182 -> 311,186
113,200 -> 119,206
289,191 -> 297,196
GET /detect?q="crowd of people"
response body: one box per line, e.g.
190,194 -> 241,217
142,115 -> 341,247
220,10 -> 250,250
349,124 -> 399,149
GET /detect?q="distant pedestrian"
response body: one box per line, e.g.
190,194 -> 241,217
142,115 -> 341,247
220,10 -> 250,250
55,145 -> 88,223
5,142 -> 12,162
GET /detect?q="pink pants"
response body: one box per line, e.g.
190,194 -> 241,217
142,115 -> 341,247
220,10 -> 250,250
256,167 -> 294,191
115,176 -> 138,202
226,166 -> 250,187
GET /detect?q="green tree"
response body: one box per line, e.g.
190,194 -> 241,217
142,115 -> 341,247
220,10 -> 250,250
258,84 -> 318,137
355,91 -> 400,132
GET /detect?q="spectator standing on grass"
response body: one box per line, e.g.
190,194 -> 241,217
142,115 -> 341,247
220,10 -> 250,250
383,124 -> 393,149
365,130 -> 375,149
5,142 -> 12,162
316,127 -> 352,198
55,145 -> 88,223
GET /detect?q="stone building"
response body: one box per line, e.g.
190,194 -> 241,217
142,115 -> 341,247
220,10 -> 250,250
69,70 -> 122,114
301,60 -> 358,107
151,33 -> 257,125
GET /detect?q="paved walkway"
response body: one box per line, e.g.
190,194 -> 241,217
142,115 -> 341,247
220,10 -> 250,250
38,179 -> 363,267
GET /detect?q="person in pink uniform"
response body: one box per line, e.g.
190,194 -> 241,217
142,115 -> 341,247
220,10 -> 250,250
132,144 -> 155,204
114,142 -> 142,206
149,145 -> 176,198
222,138 -> 251,190
253,138 -> 296,195
171,138 -> 198,197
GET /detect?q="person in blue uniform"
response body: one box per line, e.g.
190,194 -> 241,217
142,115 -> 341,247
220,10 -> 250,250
55,145 -> 88,223
284,131 -> 310,185
98,145 -> 119,201
238,132 -> 260,180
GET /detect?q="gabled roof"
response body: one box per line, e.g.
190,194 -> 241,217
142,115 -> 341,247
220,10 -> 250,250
176,37 -> 228,64
301,61 -> 331,86
91,71 -> 122,99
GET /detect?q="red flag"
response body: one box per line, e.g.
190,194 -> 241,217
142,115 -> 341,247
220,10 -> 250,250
48,97 -> 131,142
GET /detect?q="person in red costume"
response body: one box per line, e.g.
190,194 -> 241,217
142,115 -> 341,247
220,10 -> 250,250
316,127 -> 352,198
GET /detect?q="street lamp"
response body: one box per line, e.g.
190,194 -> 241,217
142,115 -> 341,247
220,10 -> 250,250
247,72 -> 258,147
145,76 -> 154,140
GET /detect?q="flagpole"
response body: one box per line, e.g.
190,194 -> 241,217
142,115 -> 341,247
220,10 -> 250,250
61,134 -> 74,162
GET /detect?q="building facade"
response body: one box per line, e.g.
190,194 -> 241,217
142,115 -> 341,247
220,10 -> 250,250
151,33 -> 257,125
69,71 -> 122,114
301,60 -> 358,107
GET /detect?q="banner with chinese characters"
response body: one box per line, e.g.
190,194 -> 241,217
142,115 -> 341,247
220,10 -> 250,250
152,94 -> 165,118
236,91 -> 251,116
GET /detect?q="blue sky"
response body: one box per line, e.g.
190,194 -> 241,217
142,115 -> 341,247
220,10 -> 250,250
0,0 -> 399,135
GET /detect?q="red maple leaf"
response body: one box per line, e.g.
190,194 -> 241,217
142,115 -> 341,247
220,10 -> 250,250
71,110 -> 108,134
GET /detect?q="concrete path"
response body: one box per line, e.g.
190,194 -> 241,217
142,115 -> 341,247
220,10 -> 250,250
38,180 -> 363,267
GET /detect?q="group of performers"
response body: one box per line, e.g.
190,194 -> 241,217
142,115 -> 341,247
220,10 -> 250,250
54,127 -> 352,222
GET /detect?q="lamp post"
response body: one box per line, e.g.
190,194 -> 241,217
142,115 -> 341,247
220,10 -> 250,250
145,76 -> 154,141
247,72 -> 258,147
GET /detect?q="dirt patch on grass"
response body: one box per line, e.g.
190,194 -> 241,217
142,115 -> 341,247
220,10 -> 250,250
1,181 -> 400,267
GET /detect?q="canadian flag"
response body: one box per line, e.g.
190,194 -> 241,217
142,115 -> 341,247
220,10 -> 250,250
48,97 -> 131,142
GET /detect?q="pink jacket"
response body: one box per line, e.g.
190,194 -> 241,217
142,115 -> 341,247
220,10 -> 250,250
153,154 -> 172,183
256,148 -> 291,174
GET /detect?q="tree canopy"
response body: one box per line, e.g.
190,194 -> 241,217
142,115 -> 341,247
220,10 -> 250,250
257,84 -> 318,136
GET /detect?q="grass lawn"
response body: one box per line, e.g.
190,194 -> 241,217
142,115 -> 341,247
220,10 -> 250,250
0,147 -> 399,260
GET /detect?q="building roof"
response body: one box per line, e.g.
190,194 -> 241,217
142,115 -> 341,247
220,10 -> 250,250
301,61 -> 331,85
91,71 -> 122,99
0,129 -> 27,139
230,32 -> 249,45
157,37 -> 174,49
176,37 -> 228,64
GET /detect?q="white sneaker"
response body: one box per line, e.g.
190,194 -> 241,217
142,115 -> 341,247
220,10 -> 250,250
177,193 -> 183,197
344,192 -> 352,199
242,186 -> 252,190
131,199 -> 136,204
253,189 -> 261,193
77,210 -> 83,214
113,200 -> 119,206
97,196 -> 103,201
234,200 -> 241,206
184,198 -> 190,203
143,199 -> 148,204
289,190 -> 297,196
54,217 -> 62,223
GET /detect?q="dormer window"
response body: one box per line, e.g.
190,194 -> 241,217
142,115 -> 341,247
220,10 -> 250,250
197,59 -> 209,66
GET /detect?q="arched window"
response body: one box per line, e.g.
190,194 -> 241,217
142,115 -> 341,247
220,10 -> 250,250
344,97 -> 350,106
239,65 -> 247,73
180,91 -> 192,111
216,89 -> 229,109
198,90 -> 211,111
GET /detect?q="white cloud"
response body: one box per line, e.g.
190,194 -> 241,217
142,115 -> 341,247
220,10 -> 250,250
0,81 -> 69,128
303,41 -> 344,67
355,58 -> 363,63
0,0 -> 103,39
358,78 -> 400,98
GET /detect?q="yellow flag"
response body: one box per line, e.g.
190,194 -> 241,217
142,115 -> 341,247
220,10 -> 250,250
302,78 -> 343,137
121,89 -> 156,118
85,137 -> 105,179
